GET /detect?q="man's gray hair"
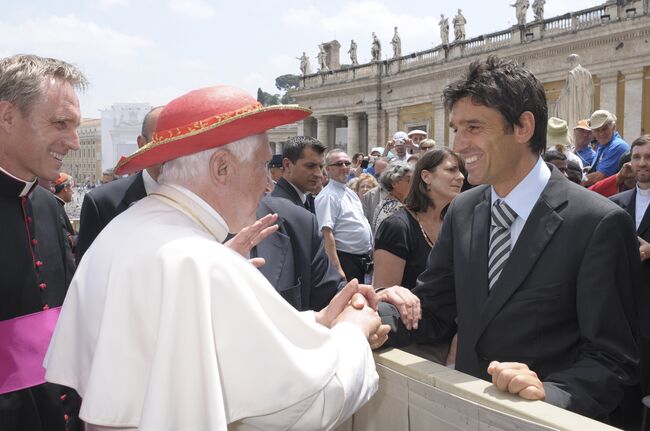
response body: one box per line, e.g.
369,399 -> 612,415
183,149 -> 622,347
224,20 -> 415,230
0,54 -> 88,115
158,133 -> 264,187
325,148 -> 348,165
378,161 -> 412,192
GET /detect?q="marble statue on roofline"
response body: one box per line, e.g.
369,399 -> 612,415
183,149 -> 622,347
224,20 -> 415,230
371,32 -> 382,62
317,44 -> 329,72
348,40 -> 359,66
439,14 -> 449,45
453,9 -> 466,41
511,0 -> 529,26
553,54 -> 594,130
532,0 -> 545,22
391,27 -> 401,58
297,52 -> 311,75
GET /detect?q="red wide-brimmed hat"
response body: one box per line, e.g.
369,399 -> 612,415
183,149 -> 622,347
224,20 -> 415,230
115,85 -> 311,175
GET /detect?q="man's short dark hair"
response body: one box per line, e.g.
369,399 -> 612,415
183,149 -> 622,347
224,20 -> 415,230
542,150 -> 567,163
631,135 -> 650,153
282,136 -> 327,164
443,55 -> 548,155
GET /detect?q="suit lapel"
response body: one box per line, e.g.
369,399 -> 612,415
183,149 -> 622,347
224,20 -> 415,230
469,188 -> 491,309
277,178 -> 303,207
477,172 -> 566,340
624,189 -> 637,222
255,200 -> 290,288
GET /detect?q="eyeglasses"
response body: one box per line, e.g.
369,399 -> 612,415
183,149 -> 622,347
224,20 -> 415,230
328,161 -> 352,167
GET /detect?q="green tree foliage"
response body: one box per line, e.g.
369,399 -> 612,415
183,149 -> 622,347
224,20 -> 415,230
256,88 -> 280,106
257,74 -> 301,106
275,74 -> 300,92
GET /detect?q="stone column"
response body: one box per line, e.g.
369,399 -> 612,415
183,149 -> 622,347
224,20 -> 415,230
598,73 -> 618,114
316,115 -> 330,148
433,102 -> 446,146
386,107 -> 400,136
367,111 -> 381,151
346,113 -> 361,156
296,119 -> 305,136
623,69 -> 644,140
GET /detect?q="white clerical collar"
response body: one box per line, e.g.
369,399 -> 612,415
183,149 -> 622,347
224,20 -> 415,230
159,184 -> 229,242
491,157 -> 550,222
0,166 -> 37,197
637,185 -> 650,197
288,180 -> 308,204
142,169 -> 159,196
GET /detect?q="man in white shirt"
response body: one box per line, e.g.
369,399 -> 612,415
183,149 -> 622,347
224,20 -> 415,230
316,149 -> 373,282
45,85 -> 387,430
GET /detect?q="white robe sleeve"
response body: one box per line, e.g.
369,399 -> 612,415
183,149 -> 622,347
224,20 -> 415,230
232,323 -> 377,430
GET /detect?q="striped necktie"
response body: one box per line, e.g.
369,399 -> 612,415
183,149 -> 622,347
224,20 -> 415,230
488,199 -> 517,290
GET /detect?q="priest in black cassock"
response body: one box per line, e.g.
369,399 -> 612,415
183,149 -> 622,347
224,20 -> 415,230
0,54 -> 86,431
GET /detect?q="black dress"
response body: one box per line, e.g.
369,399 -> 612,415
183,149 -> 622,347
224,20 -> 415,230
0,170 -> 81,431
374,207 -> 432,290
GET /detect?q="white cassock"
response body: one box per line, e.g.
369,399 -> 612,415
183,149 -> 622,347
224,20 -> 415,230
44,184 -> 378,431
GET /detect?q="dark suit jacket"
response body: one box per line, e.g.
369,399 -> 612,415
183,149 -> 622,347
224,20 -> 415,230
76,173 -> 146,263
256,195 -> 344,311
388,169 -> 641,419
611,188 -> 650,338
271,177 -> 314,213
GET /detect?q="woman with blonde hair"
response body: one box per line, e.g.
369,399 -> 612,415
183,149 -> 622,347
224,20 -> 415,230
349,173 -> 378,200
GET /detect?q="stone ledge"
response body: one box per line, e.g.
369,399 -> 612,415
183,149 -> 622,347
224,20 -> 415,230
373,348 -> 620,431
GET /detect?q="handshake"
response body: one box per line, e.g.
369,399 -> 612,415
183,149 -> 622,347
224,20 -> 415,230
225,213 -> 423,350
314,280 -> 422,350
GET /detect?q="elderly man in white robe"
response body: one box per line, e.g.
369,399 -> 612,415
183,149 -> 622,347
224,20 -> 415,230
44,85 -> 393,430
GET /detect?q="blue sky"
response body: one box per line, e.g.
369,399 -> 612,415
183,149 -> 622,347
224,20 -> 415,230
1,0 -> 601,117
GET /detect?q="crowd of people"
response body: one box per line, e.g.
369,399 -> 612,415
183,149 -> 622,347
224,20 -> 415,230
1,52 -> 649,430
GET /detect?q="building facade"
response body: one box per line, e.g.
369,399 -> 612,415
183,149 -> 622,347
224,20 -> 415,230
289,0 -> 650,153
62,118 -> 101,185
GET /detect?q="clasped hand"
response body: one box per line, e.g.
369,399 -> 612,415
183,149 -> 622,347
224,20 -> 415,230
316,279 -> 391,349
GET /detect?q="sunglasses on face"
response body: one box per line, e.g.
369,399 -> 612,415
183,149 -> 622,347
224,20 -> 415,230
328,161 -> 352,167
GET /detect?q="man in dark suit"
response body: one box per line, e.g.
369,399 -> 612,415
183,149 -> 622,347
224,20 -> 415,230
611,135 -> 650,266
611,134 -> 650,397
256,195 -> 344,311
385,56 -> 640,421
271,135 -> 326,213
76,106 -> 163,262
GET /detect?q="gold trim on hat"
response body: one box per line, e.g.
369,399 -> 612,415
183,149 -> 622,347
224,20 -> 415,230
116,103 -> 311,171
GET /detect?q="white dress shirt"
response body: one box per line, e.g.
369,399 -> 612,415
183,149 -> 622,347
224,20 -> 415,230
636,186 -> 650,229
316,179 -> 373,254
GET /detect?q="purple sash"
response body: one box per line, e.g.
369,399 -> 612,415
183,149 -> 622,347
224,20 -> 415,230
0,307 -> 61,394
